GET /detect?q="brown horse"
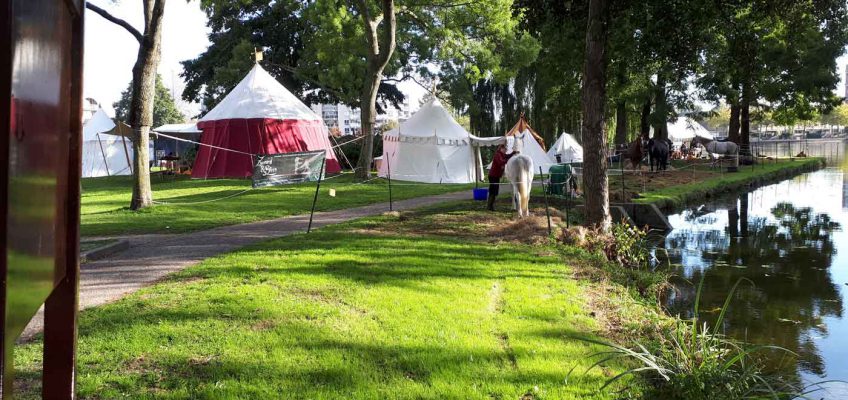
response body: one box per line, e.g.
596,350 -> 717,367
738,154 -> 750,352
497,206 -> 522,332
622,137 -> 646,169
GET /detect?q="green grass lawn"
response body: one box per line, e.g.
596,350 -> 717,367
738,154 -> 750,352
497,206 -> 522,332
17,204 -> 649,399
81,174 -> 470,237
632,158 -> 823,208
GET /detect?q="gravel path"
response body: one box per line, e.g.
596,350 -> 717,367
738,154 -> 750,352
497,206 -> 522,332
21,190 -> 472,340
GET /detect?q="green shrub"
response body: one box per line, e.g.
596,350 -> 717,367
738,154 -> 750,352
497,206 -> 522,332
560,223 -> 666,297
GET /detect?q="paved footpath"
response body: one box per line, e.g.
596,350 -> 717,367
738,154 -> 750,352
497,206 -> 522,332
22,190 -> 471,340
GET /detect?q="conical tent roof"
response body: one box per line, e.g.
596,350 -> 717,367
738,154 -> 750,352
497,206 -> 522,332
200,64 -> 320,122
83,108 -> 116,141
385,99 -> 469,139
505,113 -> 545,148
547,133 -> 583,163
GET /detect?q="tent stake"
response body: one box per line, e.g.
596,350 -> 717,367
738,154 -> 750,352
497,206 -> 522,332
307,157 -> 326,233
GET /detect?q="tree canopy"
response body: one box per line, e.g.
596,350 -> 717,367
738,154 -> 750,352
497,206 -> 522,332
114,74 -> 186,129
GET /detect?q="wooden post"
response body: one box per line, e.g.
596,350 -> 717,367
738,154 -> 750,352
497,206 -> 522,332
541,166 -> 551,236
120,133 -> 132,174
387,153 -> 393,211
96,133 -> 111,176
44,1 -> 84,398
306,157 -> 326,233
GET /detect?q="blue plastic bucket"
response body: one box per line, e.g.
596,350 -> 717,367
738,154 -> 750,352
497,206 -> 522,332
472,188 -> 488,201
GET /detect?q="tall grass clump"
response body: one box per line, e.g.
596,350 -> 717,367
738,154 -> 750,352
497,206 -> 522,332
580,279 -> 822,399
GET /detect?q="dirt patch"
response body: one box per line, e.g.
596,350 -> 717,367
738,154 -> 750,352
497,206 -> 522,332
251,319 -> 277,331
487,208 -> 563,245
356,206 -> 564,246
609,164 -> 720,202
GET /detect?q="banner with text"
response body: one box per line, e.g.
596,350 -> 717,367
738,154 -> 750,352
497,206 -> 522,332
252,151 -> 325,188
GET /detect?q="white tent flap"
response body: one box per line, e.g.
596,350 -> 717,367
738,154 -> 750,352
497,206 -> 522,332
82,108 -> 133,177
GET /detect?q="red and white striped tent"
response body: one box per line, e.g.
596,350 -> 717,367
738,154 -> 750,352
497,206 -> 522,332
192,63 -> 341,178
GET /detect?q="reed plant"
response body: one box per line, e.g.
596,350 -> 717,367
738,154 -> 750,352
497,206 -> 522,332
578,279 -> 828,399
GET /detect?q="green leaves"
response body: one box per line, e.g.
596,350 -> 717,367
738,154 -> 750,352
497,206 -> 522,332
114,74 -> 185,127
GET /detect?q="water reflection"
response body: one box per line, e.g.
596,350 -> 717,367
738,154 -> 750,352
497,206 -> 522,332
661,167 -> 848,395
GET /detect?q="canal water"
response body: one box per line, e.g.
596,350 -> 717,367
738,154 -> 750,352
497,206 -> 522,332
659,142 -> 848,397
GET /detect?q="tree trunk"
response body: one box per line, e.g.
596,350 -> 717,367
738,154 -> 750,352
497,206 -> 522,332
581,0 -> 610,231
356,69 -> 382,179
640,99 -> 651,139
353,0 -> 396,180
728,102 -> 740,143
128,1 -> 165,210
615,101 -> 627,145
651,73 -> 668,141
740,82 -> 752,155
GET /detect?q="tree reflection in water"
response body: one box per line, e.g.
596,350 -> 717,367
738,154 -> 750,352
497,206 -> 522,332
663,194 -> 841,383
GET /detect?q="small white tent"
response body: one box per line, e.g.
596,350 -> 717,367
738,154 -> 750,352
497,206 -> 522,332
667,117 -> 714,143
82,108 -> 133,177
379,99 -> 476,183
547,133 -> 583,163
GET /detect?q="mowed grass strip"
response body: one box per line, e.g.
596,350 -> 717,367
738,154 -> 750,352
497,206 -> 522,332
17,210 -> 629,399
630,158 -> 823,207
81,174 -> 469,237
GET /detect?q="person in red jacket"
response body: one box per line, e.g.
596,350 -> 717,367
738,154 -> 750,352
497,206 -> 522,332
487,144 -> 517,211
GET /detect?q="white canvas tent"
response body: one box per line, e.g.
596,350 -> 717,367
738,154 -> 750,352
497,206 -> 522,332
667,117 -> 714,143
503,115 -> 556,173
547,133 -> 583,163
82,108 -> 133,177
379,99 -> 477,183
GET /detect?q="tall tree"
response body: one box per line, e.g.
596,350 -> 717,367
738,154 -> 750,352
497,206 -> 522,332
352,0 -> 396,179
581,0 -> 610,230
86,1 -> 167,210
114,75 -> 185,128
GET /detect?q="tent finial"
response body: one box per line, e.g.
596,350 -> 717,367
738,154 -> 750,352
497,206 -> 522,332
254,48 -> 263,63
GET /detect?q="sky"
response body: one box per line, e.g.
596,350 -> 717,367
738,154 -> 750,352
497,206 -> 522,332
84,0 -> 426,119
84,1 -> 848,120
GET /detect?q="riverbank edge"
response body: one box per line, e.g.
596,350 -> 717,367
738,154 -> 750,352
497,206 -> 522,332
634,158 -> 825,210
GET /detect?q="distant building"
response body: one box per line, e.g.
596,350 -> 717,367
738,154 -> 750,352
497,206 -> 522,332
845,68 -> 848,102
311,98 -> 413,136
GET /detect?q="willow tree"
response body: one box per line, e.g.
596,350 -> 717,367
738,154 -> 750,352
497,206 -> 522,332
86,1 -> 167,210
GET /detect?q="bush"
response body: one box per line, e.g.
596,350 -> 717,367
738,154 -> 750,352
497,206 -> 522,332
560,223 -> 652,269
559,223 -> 667,298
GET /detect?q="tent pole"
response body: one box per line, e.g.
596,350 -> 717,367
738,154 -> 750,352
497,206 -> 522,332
307,157 -> 326,234
96,133 -> 111,176
120,133 -> 132,174
541,166 -> 551,236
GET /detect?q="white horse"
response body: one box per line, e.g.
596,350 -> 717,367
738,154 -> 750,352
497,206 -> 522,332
504,133 -> 534,218
692,136 -> 740,167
